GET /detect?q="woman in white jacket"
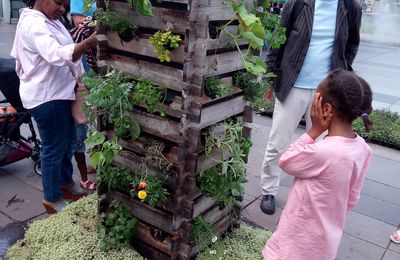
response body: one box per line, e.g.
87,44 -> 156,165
11,0 -> 96,214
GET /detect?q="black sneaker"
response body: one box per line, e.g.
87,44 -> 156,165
260,195 -> 275,215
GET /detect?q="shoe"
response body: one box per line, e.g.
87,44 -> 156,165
80,180 -> 96,191
61,183 -> 86,201
260,195 -> 275,215
42,199 -> 69,215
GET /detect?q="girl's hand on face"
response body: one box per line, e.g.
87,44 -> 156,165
307,93 -> 333,139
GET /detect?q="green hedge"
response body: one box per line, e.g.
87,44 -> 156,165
353,109 -> 400,149
6,195 -> 272,260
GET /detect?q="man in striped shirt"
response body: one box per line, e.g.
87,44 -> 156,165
260,0 -> 362,215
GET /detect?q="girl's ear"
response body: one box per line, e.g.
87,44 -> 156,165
323,102 -> 333,117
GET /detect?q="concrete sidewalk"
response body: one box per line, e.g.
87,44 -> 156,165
0,115 -> 399,259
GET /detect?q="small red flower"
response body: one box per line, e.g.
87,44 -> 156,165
138,182 -> 147,190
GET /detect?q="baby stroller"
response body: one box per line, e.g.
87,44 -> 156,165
0,58 -> 41,175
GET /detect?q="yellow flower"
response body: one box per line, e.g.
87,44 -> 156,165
138,190 -> 147,200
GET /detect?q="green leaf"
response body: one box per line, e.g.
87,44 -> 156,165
235,4 -> 258,27
90,151 -> 103,169
241,31 -> 264,49
85,132 -> 105,145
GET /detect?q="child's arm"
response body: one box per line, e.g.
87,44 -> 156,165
279,133 -> 332,179
347,151 -> 372,212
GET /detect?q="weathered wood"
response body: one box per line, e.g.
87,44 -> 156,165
106,31 -> 189,63
110,190 -> 179,234
110,1 -> 190,34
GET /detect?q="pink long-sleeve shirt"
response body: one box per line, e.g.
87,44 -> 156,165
263,133 -> 372,260
10,8 -> 82,109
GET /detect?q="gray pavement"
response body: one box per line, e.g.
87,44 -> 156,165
1,20 -> 400,259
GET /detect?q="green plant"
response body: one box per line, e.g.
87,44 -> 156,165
204,76 -> 234,98
234,71 -> 273,108
258,1 -> 287,49
98,200 -> 139,251
85,131 -> 122,170
83,70 -> 140,140
199,120 -> 252,206
130,174 -> 169,207
353,109 -> 400,147
150,29 -> 182,62
95,9 -> 138,36
127,0 -> 163,16
132,79 -> 167,115
100,165 -> 134,191
192,217 -> 216,249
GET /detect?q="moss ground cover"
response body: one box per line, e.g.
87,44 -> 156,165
6,195 -> 272,260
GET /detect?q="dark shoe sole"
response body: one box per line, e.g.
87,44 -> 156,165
61,188 -> 86,201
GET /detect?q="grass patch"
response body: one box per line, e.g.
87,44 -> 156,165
353,109 -> 400,148
6,195 -> 272,260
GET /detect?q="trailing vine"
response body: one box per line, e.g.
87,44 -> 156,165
199,120 -> 252,206
217,0 -> 286,76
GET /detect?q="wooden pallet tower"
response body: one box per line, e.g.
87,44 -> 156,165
96,0 -> 253,259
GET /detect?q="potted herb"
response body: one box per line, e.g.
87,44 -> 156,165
150,29 -> 181,62
96,9 -> 138,42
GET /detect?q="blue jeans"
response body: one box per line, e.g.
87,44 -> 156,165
30,100 -> 74,202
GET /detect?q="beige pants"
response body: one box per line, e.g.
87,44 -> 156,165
260,87 -> 316,196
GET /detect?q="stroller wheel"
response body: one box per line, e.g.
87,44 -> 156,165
34,160 -> 41,176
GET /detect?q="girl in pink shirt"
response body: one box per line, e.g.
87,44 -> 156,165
263,69 -> 373,260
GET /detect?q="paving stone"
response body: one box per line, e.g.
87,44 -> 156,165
241,198 -> 283,232
382,250 -> 400,260
354,194 -> 400,226
2,159 -> 43,192
361,179 -> 400,206
242,193 -> 258,208
336,233 -> 386,260
280,175 -> 294,189
388,241 -> 400,254
275,186 -> 290,209
0,174 -> 45,222
0,223 -> 25,259
344,211 -> 395,248
0,212 -> 13,229
366,156 -> 400,189
244,174 -> 262,198
369,143 -> 400,162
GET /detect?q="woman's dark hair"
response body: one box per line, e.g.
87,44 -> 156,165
24,0 -> 36,8
322,69 -> 373,132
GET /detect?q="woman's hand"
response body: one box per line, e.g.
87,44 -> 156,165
307,93 -> 333,139
72,32 -> 97,62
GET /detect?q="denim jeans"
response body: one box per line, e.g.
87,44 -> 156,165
30,100 -> 74,202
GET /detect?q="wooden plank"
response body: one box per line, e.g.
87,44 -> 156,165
130,109 -> 184,144
106,31 -> 189,63
108,54 -> 200,95
192,196 -> 215,218
110,1 -> 190,34
202,204 -> 233,225
193,50 -> 244,76
190,94 -> 246,129
110,190 -> 178,234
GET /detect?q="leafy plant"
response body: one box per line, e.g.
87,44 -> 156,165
98,201 -> 138,251
199,120 -> 252,206
130,175 -> 169,207
150,29 -> 182,62
85,131 -> 122,170
192,217 -> 216,249
132,79 -> 167,115
353,109 -> 400,147
258,1 -> 287,49
127,0 -> 161,16
95,9 -> 138,36
83,70 -> 140,140
204,77 -> 234,99
99,165 -> 134,191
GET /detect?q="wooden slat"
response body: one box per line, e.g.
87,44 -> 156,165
108,54 -> 199,94
111,190 -> 178,234
110,1 -> 190,34
106,31 -> 189,63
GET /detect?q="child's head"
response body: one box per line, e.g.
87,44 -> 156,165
318,69 -> 373,131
